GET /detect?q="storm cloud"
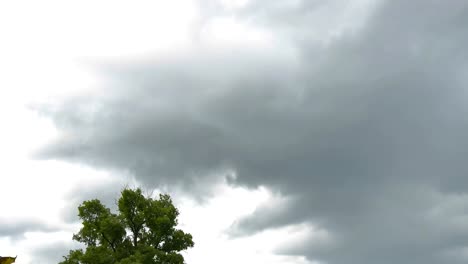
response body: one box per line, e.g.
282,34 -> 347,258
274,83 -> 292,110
38,0 -> 468,263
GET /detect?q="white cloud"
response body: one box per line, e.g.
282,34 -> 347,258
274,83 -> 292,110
176,183 -> 317,264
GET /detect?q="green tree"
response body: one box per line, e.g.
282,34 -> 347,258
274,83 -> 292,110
60,188 -> 194,264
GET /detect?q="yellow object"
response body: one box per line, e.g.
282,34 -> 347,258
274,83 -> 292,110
0,256 -> 16,264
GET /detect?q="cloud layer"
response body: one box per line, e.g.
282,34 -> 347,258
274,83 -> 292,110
0,219 -> 58,240
38,0 -> 468,263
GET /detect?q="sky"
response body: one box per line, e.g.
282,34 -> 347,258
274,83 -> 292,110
1,0 -> 468,263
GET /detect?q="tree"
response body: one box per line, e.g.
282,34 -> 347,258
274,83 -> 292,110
0,256 -> 17,264
60,188 -> 194,264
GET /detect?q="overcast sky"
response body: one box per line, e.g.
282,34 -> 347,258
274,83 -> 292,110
1,0 -> 468,263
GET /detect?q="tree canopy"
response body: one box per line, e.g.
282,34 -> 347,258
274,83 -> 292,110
60,188 -> 194,264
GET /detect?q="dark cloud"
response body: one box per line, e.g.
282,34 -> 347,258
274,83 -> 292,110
37,0 -> 468,263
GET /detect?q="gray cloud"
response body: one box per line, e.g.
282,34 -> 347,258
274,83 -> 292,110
37,0 -> 468,263
0,219 -> 58,240
59,179 -> 125,223
32,240 -> 83,264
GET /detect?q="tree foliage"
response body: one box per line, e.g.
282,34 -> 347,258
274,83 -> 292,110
60,188 -> 194,264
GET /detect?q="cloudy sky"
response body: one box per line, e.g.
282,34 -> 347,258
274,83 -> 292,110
1,0 -> 468,263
